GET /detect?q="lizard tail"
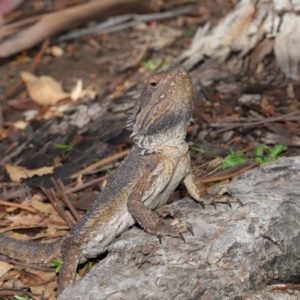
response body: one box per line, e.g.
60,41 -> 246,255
0,234 -> 63,265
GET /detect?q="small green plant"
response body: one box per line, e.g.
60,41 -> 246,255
51,259 -> 63,273
161,56 -> 172,69
9,75 -> 16,84
222,150 -> 248,170
192,144 -> 287,171
255,144 -> 287,164
106,167 -> 113,175
187,27 -> 195,37
190,146 -> 216,155
141,56 -> 172,72
141,58 -> 162,71
88,261 -> 93,269
56,143 -> 100,162
254,144 -> 265,164
190,146 -> 207,154
56,143 -> 73,152
14,296 -> 33,300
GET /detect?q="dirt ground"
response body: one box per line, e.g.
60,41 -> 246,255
0,0 -> 300,299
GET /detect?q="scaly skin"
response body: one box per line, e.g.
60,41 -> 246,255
0,65 -> 241,294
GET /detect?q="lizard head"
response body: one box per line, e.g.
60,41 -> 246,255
128,65 -> 194,152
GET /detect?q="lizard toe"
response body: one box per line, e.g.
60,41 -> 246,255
155,219 -> 191,241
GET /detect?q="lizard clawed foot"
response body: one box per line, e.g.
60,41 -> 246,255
154,206 -> 184,219
154,219 -> 193,243
217,186 -> 243,207
198,186 -> 242,208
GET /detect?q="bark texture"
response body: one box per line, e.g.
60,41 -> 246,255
178,0 -> 300,80
59,156 -> 300,300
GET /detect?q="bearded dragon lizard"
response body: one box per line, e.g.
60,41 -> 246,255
0,65 -> 241,294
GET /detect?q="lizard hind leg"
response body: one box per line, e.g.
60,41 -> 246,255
57,236 -> 81,295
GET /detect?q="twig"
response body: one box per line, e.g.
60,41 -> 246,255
0,15 -> 41,40
0,89 -> 3,133
0,255 -> 53,271
66,174 -> 110,194
56,178 -> 80,222
57,14 -> 133,41
70,149 -> 129,179
0,199 -> 36,213
50,188 -> 75,228
4,38 -> 50,98
201,161 -> 258,183
0,225 -> 46,234
212,111 -> 300,133
58,5 -> 197,41
41,187 -> 73,229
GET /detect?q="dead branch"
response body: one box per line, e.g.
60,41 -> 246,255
58,5 -> 196,42
0,0 -> 155,58
178,0 -> 300,80
211,110 -> 300,133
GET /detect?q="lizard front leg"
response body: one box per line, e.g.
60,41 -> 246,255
183,172 -> 242,207
127,162 -> 191,240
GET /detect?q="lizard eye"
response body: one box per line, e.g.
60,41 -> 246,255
149,80 -> 158,88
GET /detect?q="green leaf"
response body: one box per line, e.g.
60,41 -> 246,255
222,152 -> 248,170
161,56 -> 172,69
14,296 -> 33,300
187,27 -> 195,37
56,143 -> 73,152
51,259 -> 63,273
190,146 -> 217,156
141,58 -> 162,71
106,168 -> 113,175
267,144 -> 287,158
190,146 -> 206,154
254,144 -> 265,164
254,144 -> 287,164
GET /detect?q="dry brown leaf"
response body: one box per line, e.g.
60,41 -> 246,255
0,261 -> 14,277
50,45 -> 64,57
31,199 -> 56,215
21,71 -> 69,106
6,212 -> 43,227
31,280 -> 57,300
70,79 -> 83,101
4,164 -> 54,182
19,269 -> 48,286
13,120 -> 28,129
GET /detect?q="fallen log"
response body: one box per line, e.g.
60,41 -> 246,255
59,156 -> 300,299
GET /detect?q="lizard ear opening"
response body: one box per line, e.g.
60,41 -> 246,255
149,80 -> 158,88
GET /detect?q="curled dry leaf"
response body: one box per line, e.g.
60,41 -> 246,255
70,79 -> 83,101
31,199 -> 56,215
50,45 -> 64,57
19,269 -> 48,286
0,261 -> 14,277
31,280 -> 57,300
4,164 -> 54,182
21,71 -> 70,106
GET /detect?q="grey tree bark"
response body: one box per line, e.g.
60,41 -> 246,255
177,0 -> 300,81
59,156 -> 300,300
